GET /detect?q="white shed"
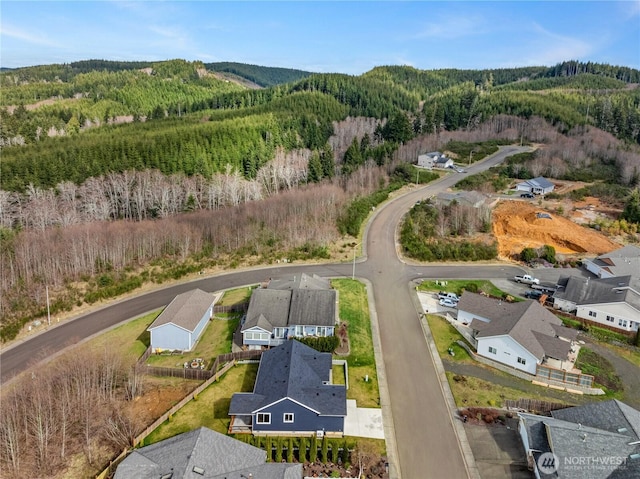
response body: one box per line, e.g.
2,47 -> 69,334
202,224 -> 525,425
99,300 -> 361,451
147,289 -> 215,352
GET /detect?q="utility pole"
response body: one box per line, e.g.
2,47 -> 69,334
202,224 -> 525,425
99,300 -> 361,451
46,285 -> 51,326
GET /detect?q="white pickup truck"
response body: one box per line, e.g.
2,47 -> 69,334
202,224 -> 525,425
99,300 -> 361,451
514,274 -> 540,285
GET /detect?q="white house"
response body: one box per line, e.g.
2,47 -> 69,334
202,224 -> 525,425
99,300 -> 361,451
417,151 -> 453,169
515,177 -> 555,195
457,293 -> 577,375
553,275 -> 640,333
147,289 -> 215,352
583,244 -> 640,279
241,274 -> 337,349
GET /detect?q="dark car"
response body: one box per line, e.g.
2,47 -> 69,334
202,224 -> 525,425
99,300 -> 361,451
520,192 -> 534,198
525,290 -> 543,300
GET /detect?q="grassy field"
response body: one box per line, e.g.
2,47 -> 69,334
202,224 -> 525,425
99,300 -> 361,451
146,317 -> 239,368
575,347 -> 623,395
426,314 -> 472,362
418,279 -> 506,298
144,363 -> 259,444
332,278 -> 380,407
88,310 -> 159,361
218,285 -> 256,306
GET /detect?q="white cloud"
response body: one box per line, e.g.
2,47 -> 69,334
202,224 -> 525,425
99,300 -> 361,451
524,22 -> 593,65
0,24 -> 61,47
413,13 -> 488,40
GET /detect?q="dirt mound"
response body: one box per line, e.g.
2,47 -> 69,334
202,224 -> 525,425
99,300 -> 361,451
492,200 -> 619,258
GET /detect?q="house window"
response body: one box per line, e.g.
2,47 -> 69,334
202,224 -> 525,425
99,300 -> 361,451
588,311 -> 597,317
256,413 -> 271,424
274,328 -> 285,338
619,319 -> 628,328
317,326 -> 326,337
283,413 -> 294,423
517,357 -> 526,365
295,325 -> 304,337
488,346 -> 497,354
606,315 -> 614,322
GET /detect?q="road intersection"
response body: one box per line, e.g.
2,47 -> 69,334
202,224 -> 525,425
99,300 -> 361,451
1,146 -> 535,478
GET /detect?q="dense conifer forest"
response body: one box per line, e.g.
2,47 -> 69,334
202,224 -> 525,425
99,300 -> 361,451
1,58 -> 639,341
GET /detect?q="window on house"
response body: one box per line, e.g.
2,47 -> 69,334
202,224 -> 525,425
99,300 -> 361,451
317,326 -> 326,336
488,346 -> 497,354
295,325 -> 304,336
606,315 -> 614,322
274,328 -> 285,338
283,413 -> 294,423
588,311 -> 597,317
256,413 -> 271,424
517,357 -> 526,365
619,319 -> 628,328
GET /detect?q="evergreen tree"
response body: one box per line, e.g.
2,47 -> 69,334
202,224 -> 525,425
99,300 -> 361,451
622,189 -> 640,223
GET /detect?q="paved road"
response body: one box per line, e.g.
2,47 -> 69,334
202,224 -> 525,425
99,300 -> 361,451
0,146 -> 532,478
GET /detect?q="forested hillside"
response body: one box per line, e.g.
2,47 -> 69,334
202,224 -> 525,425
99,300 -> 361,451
1,58 -> 640,341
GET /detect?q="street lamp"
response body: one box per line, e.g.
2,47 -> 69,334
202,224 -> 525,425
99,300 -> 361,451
352,243 -> 361,280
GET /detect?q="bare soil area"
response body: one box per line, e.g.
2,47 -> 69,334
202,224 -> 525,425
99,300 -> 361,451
492,200 -> 620,259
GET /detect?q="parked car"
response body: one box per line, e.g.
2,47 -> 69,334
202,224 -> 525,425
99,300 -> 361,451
439,298 -> 457,308
520,192 -> 534,198
524,290 -> 543,300
514,274 -> 540,285
438,291 -> 459,302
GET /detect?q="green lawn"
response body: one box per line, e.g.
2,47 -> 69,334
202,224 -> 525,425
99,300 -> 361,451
88,310 -> 159,361
332,279 -> 379,407
575,347 -> 623,395
418,279 -> 506,298
426,314 -> 472,362
145,363 -> 259,444
146,318 -> 239,368
218,286 -> 256,306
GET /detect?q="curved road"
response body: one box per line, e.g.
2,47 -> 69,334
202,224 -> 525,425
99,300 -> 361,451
0,146 -> 531,478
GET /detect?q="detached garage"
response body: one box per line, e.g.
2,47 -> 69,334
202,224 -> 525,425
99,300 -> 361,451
147,289 -> 215,352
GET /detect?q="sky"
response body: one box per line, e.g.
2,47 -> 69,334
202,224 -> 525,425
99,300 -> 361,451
2,1 -> 639,74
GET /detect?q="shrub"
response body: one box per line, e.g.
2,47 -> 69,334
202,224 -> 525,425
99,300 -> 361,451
310,435 -> 317,463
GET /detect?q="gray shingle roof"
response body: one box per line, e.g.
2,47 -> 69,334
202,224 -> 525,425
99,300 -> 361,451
229,340 -> 346,417
114,427 -> 302,479
589,245 -> 640,278
554,275 -> 640,311
147,289 -> 214,332
267,273 -> 331,291
242,280 -> 336,333
530,176 -> 554,189
519,400 -> 640,479
461,293 -> 573,360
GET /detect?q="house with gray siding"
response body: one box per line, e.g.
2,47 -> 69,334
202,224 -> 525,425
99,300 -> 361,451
457,293 -> 577,375
583,244 -> 640,279
518,400 -> 640,479
553,275 -> 640,333
241,274 -> 337,349
229,340 -> 346,436
147,289 -> 215,352
515,176 -> 555,195
114,426 -> 302,479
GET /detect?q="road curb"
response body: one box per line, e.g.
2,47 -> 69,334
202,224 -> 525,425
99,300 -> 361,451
361,277 -> 401,479
410,282 -> 482,479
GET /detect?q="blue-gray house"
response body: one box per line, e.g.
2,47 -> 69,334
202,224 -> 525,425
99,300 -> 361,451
516,176 -> 555,195
147,289 -> 215,352
240,274 -> 337,349
229,340 -> 346,436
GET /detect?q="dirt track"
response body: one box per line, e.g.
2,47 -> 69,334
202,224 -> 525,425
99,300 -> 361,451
492,200 -> 620,258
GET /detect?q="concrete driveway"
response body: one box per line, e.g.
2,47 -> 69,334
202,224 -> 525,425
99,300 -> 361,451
344,399 -> 385,439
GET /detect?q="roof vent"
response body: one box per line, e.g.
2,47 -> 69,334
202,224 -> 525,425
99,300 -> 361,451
581,433 -> 587,442
160,474 -> 173,479
630,453 -> 640,461
618,427 -> 628,433
193,466 -> 205,475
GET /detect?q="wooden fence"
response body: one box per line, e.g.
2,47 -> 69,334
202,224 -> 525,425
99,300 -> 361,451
536,364 -> 594,388
504,398 -> 572,414
213,303 -> 248,314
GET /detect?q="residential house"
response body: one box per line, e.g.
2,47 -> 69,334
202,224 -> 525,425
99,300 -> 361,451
240,274 -> 337,349
518,399 -> 640,479
147,289 -> 215,352
417,151 -> 453,169
229,339 -> 347,436
515,177 -> 555,195
114,426 -> 302,479
553,275 -> 640,333
583,244 -> 640,279
457,292 -> 577,375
